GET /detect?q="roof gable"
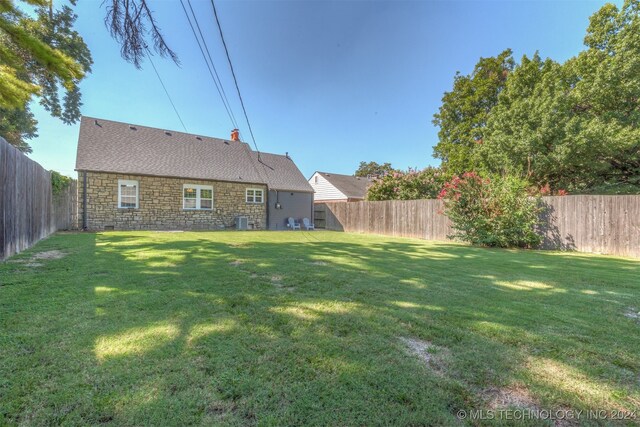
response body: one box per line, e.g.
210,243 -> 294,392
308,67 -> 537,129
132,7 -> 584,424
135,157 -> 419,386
251,152 -> 314,193
316,171 -> 372,199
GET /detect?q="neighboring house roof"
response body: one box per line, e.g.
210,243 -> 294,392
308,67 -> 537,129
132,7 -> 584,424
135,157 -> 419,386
75,117 -> 312,193
315,171 -> 372,199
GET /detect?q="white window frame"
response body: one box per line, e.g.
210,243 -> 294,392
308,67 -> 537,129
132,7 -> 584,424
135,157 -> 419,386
245,188 -> 264,204
118,179 -> 139,209
183,184 -> 214,210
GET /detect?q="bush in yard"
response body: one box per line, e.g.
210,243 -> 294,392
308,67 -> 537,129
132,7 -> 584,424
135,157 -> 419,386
366,167 -> 449,201
51,171 -> 71,195
438,172 -> 543,248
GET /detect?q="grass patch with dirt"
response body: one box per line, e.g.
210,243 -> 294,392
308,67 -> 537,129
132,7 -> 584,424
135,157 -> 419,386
0,231 -> 639,425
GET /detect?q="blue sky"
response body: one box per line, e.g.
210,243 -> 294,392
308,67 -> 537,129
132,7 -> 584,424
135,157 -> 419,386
27,0 -> 617,179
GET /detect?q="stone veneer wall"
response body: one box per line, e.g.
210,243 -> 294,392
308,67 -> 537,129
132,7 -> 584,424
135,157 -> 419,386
78,172 -> 267,230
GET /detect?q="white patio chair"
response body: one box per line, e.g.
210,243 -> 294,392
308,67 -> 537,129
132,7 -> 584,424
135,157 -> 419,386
287,217 -> 301,230
302,218 -> 315,230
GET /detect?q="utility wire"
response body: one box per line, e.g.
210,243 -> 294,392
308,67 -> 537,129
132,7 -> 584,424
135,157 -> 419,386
186,0 -> 239,129
210,0 -> 261,158
146,50 -> 188,132
179,0 -> 238,130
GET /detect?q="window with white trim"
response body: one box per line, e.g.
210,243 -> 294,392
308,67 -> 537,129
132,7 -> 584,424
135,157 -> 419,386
118,180 -> 138,208
183,184 -> 213,210
245,188 -> 264,203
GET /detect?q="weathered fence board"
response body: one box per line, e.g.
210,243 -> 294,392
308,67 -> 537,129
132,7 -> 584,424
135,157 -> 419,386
53,180 -> 78,231
317,199 -> 453,241
538,195 -> 640,258
0,137 -> 77,260
316,195 -> 640,258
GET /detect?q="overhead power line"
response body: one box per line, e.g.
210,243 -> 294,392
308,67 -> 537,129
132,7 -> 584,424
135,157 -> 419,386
146,50 -> 188,132
186,0 -> 239,129
210,0 -> 261,158
179,0 -> 239,130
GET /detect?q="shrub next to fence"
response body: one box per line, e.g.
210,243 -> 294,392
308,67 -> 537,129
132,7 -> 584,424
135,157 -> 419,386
438,173 -> 542,248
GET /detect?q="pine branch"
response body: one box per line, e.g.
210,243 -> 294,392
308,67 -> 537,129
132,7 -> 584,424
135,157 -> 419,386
103,0 -> 178,68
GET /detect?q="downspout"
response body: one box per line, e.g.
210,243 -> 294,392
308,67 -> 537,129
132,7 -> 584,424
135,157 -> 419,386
265,186 -> 270,230
275,190 -> 280,230
82,171 -> 87,230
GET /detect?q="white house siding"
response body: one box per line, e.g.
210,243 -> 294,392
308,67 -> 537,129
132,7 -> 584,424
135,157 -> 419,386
308,172 -> 347,202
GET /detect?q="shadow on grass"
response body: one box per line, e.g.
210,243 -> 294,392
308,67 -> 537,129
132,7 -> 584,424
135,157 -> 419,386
1,231 -> 639,425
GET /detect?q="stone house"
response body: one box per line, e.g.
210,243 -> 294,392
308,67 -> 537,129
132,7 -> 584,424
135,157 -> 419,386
75,117 -> 313,231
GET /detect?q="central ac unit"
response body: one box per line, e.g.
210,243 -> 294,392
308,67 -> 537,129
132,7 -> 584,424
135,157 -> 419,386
236,216 -> 249,230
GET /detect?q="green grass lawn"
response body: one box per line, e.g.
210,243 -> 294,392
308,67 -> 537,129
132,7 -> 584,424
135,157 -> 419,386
1,231 -> 639,426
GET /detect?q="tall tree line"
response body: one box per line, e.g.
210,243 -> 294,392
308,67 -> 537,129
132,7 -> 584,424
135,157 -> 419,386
433,0 -> 640,194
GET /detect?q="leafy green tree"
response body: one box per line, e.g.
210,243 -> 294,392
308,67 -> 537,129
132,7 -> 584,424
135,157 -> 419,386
354,161 -> 394,178
0,106 -> 37,152
0,0 -> 85,109
366,167 -> 449,201
432,49 -> 514,174
570,0 -> 640,190
477,0 -> 640,192
29,4 -> 93,123
0,0 -> 91,152
2,0 -> 179,153
50,170 -> 72,194
477,53 -> 582,188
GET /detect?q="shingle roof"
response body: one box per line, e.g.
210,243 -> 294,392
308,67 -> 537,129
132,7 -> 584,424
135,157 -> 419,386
251,152 -> 314,193
75,117 -> 311,192
317,171 -> 372,199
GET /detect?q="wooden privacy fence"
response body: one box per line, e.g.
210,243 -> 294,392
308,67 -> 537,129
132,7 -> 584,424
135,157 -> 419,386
537,195 -> 640,258
0,137 -> 77,260
316,199 -> 452,241
52,180 -> 78,231
315,195 -> 640,258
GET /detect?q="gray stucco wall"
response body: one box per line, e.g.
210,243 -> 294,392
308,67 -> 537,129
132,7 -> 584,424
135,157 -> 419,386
268,190 -> 313,230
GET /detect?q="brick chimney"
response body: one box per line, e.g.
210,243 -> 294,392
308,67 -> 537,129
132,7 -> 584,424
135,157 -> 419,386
230,129 -> 239,141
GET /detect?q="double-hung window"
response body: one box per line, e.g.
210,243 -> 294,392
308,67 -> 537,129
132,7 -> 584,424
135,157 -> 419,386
246,188 -> 264,203
183,184 -> 213,210
118,180 -> 138,208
